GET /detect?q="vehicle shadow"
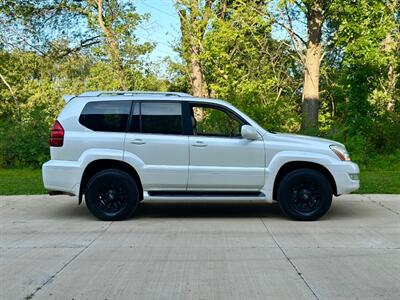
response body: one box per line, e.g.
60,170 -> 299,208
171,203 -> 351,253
50,198 -> 362,221
132,200 -> 365,221
133,201 -> 284,219
51,202 -> 95,220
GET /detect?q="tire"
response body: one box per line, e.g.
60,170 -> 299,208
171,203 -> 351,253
277,168 -> 332,221
85,169 -> 139,221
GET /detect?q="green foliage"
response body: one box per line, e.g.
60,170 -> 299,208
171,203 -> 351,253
201,1 -> 302,132
0,0 -> 399,172
0,1 -> 171,168
316,0 -> 400,165
194,106 -> 242,137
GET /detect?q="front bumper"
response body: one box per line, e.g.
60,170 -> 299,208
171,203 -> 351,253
328,161 -> 360,195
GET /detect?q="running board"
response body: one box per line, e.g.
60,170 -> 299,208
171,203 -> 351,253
143,191 -> 267,201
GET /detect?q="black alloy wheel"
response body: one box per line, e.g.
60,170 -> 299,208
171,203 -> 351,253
277,168 -> 332,221
85,169 -> 139,221
95,180 -> 128,214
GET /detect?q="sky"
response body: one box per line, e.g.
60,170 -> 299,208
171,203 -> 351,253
135,0 -> 180,61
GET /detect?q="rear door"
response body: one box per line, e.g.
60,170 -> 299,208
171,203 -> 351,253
124,101 -> 189,191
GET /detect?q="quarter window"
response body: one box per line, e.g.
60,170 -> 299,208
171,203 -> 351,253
79,101 -> 131,132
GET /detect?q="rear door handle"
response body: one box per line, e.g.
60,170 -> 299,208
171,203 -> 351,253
130,139 -> 146,145
192,141 -> 207,147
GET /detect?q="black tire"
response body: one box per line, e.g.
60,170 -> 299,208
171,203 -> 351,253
277,168 -> 332,221
85,169 -> 139,221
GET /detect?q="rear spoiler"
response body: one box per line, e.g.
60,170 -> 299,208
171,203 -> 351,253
62,95 -> 76,103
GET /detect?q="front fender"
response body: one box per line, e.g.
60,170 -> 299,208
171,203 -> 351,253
261,151 -> 339,200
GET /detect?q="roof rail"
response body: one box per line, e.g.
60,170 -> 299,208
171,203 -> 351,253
79,91 -> 193,97
62,95 -> 76,103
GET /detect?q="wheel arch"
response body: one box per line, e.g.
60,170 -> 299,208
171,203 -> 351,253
79,159 -> 143,203
272,161 -> 337,200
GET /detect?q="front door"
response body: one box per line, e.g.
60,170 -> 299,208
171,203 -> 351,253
187,103 -> 265,191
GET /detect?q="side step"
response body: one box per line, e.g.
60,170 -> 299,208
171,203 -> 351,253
144,191 -> 267,201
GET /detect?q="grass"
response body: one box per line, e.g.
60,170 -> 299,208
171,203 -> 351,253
357,171 -> 400,194
0,168 -> 399,195
0,169 -> 46,195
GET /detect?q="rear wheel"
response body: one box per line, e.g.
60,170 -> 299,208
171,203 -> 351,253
277,168 -> 332,221
85,169 -> 139,221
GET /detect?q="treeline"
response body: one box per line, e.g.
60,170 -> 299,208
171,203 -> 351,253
0,0 -> 399,168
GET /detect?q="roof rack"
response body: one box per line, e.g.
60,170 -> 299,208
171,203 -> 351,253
79,91 -> 193,97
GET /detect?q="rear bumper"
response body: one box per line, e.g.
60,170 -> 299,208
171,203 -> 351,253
329,161 -> 360,195
42,160 -> 82,196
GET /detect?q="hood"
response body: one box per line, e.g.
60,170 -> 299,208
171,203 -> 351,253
266,132 -> 345,148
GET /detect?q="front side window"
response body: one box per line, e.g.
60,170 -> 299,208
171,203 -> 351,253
191,105 -> 244,137
129,102 -> 183,135
79,101 -> 131,132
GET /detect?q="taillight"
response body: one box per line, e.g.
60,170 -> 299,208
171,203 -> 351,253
50,120 -> 64,147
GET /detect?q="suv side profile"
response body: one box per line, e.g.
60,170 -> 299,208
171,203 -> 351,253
42,91 -> 360,221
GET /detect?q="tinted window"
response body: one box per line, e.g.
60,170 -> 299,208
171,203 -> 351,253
191,105 -> 243,137
140,102 -> 182,134
79,101 -> 131,132
129,102 -> 140,132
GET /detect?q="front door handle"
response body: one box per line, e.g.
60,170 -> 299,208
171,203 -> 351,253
130,139 -> 146,145
192,141 -> 207,147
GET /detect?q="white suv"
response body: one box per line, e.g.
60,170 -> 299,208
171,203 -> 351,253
42,91 -> 359,221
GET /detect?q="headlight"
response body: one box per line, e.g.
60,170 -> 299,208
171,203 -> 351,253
330,145 -> 351,161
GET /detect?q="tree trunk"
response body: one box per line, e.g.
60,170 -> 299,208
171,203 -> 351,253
177,0 -> 210,98
384,0 -> 398,111
190,45 -> 207,97
0,72 -> 19,118
302,1 -> 323,131
96,0 -> 127,90
387,57 -> 397,111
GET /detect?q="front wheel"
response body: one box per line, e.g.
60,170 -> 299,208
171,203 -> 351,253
277,169 -> 332,221
85,169 -> 139,221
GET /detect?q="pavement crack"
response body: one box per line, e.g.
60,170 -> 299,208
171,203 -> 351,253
258,216 -> 320,300
363,194 -> 399,216
24,222 -> 113,300
376,201 -> 399,216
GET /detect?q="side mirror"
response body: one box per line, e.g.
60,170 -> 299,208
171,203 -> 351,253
241,125 -> 259,140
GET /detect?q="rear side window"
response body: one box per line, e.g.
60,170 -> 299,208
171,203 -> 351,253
79,101 -> 131,132
129,102 -> 183,135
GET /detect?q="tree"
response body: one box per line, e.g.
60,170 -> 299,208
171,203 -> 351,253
95,0 -> 124,83
276,0 -> 333,131
0,0 -> 100,55
321,0 -> 400,161
176,0 -> 214,97
0,0 -> 160,167
74,0 -> 154,90
201,1 -> 301,131
0,0 -> 155,90
383,0 -> 399,111
301,0 -> 324,130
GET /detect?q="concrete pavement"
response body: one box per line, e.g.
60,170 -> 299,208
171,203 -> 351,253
0,194 -> 399,299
